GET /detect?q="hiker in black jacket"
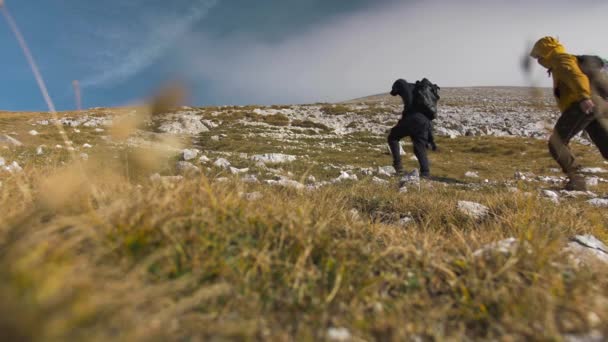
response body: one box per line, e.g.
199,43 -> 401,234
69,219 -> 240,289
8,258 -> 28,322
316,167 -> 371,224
388,79 -> 436,177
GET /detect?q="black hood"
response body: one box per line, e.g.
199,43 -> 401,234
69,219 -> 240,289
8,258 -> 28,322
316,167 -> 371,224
391,79 -> 414,112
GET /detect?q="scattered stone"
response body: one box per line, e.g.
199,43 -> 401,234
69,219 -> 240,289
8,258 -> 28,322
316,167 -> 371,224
349,209 -> 360,220
473,237 -> 519,257
580,167 -> 608,174
176,161 -> 200,175
251,153 -> 297,164
588,198 -> 608,208
80,153 -> 89,160
4,161 -> 22,173
0,134 -> 23,146
28,130 -> 39,136
564,330 -> 604,342
541,189 -> 560,204
243,192 -> 263,201
372,176 -> 388,185
94,128 -> 104,132
198,155 -> 210,163
327,327 -> 351,342
229,167 -> 249,174
182,148 -> 199,161
36,146 -> 44,155
399,216 -> 414,227
265,178 -> 305,190
307,175 -> 317,183
377,166 -> 395,177
241,174 -> 259,183
213,158 -> 231,168
158,114 -> 210,134
334,171 -> 358,182
586,177 -> 599,187
514,171 -> 535,181
360,167 -> 374,176
83,143 -> 93,148
399,169 -> 420,188
561,190 -> 598,199
458,200 -> 489,220
211,135 -> 220,142
465,171 -> 479,178
566,235 -> 608,265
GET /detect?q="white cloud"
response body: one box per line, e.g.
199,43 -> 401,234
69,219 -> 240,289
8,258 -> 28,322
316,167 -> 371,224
81,0 -> 218,88
181,0 -> 608,105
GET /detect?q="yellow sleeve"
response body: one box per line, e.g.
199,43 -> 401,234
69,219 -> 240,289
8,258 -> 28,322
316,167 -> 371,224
556,55 -> 592,101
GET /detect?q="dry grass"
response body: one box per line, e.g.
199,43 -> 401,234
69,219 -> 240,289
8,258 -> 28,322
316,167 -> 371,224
1,101 -> 608,340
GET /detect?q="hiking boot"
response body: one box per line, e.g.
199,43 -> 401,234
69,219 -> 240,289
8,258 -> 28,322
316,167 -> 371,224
394,164 -> 404,176
565,173 -> 587,191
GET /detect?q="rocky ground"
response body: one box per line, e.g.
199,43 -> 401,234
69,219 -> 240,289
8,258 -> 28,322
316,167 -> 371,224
1,87 -> 607,340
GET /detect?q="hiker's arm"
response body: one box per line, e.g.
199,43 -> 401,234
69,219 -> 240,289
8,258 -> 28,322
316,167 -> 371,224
428,126 -> 436,151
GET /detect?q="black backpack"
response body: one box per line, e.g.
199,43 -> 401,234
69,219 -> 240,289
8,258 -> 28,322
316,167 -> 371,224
412,78 -> 440,120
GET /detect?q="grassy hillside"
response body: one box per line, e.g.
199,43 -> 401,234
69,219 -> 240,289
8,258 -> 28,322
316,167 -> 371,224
1,94 -> 607,341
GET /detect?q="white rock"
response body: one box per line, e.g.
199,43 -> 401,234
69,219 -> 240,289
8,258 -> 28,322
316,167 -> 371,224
566,235 -> 608,265
80,153 -> 89,160
213,158 -> 231,168
243,192 -> 263,201
83,143 -> 92,148
73,129 -> 81,133
55,145 -> 62,149
0,157 -> 4,167
158,114 -> 209,135
229,167 -> 249,174
465,171 -> 479,178
198,155 -> 210,163
307,175 -> 317,183
94,128 -> 104,132
541,190 -> 560,203
372,176 -> 388,185
211,135 -> 220,141
242,174 -> 259,183
5,161 -> 22,173
28,130 -> 39,136
473,237 -> 519,257
327,327 -> 351,341
458,200 -> 489,220
377,166 -> 396,177
334,171 -> 358,182
580,167 -> 608,174
0,134 -> 23,146
36,146 -> 44,155
265,178 -> 304,190
586,177 -> 599,187
251,153 -> 297,164
399,169 -> 420,187
399,216 -> 414,227
176,161 -> 200,175
588,198 -> 608,208
182,148 -> 199,161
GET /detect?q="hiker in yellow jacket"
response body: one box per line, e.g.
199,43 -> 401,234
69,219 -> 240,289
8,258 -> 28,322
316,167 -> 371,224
530,36 -> 608,191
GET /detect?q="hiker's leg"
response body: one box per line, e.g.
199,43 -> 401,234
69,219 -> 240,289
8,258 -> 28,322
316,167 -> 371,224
548,105 -> 594,174
585,118 -> 608,160
585,97 -> 608,160
412,135 -> 430,177
388,123 -> 408,173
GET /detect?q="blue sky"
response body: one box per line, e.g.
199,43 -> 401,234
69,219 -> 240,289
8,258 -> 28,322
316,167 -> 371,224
0,0 -> 607,111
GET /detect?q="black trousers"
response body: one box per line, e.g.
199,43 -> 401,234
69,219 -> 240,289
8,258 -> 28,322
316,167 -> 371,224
549,95 -> 608,174
387,112 -> 431,176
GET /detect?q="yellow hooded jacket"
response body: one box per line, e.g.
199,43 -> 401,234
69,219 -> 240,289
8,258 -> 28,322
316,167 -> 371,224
530,37 -> 592,112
